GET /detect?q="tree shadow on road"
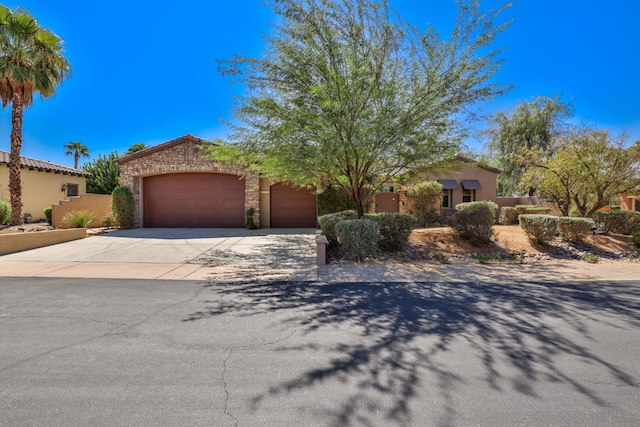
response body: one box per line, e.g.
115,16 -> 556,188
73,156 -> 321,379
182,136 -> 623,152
185,270 -> 640,425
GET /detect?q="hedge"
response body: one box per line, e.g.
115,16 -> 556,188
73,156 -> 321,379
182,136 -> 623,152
364,212 -> 417,251
498,206 -> 518,225
451,201 -> 497,245
516,205 -> 552,215
519,214 -> 559,244
592,210 -> 640,235
558,217 -> 594,242
318,210 -> 358,246
335,219 -> 379,261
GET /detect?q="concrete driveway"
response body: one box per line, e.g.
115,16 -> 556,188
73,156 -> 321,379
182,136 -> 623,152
0,228 -> 317,281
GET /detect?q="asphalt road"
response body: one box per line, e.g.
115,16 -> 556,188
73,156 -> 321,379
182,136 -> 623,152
1,275 -> 639,426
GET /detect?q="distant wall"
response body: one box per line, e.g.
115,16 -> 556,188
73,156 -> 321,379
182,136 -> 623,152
52,194 -> 112,228
496,196 -> 562,216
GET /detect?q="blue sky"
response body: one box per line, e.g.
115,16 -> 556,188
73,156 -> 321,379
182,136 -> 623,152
1,0 -> 639,168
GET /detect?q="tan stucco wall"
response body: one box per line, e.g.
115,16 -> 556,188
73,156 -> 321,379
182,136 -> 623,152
259,177 -> 272,228
412,162 -> 498,207
0,165 -> 87,222
118,140 -> 260,228
51,194 -> 113,228
621,193 -> 639,211
0,228 -> 86,256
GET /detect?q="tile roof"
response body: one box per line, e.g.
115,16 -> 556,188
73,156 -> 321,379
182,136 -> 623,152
117,134 -> 215,164
0,150 -> 92,177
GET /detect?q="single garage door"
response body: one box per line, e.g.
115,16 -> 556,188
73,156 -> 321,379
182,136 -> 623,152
270,183 -> 317,228
144,173 -> 245,227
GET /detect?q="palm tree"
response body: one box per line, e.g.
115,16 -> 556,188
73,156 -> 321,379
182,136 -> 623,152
0,6 -> 71,225
64,141 -> 89,169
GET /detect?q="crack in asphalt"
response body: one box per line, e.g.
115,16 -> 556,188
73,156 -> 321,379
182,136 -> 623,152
220,329 -> 298,426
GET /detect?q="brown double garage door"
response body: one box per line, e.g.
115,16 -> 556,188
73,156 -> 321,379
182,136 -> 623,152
143,173 -> 316,228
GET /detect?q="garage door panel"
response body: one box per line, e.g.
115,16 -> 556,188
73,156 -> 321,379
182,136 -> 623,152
270,183 -> 317,228
144,173 -> 245,228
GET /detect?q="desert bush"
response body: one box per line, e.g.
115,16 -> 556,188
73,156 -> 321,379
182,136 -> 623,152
632,230 -> 640,248
405,181 -> 442,226
451,201 -> 497,245
43,206 -> 53,225
365,212 -> 417,251
581,253 -> 600,264
516,205 -> 552,215
317,184 -> 359,216
592,210 -> 640,235
0,201 -> 11,225
318,210 -> 358,246
519,214 -> 559,244
557,217 -> 594,242
112,186 -> 135,229
498,207 -> 518,225
102,211 -> 116,228
62,210 -> 96,228
335,219 -> 379,261
245,207 -> 258,230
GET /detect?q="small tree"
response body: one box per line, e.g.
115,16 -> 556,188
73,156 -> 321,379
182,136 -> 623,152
405,181 -> 442,226
213,0 -> 511,218
82,152 -> 120,194
111,186 -> 134,229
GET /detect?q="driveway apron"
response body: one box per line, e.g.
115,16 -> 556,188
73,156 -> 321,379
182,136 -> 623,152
0,228 -> 317,281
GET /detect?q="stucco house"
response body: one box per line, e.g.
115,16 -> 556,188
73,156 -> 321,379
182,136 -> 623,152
117,134 -> 317,228
0,150 -> 90,222
375,155 -> 501,216
620,190 -> 640,211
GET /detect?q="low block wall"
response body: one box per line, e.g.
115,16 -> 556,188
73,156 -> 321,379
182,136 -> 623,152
52,194 -> 112,228
0,228 -> 86,256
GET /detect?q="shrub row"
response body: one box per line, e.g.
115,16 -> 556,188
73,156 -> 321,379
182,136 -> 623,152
519,215 -> 595,244
516,205 -> 552,215
592,210 -> 640,235
451,201 -> 497,245
318,211 -> 417,259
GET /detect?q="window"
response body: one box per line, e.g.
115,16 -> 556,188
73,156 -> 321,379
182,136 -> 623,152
442,189 -> 451,208
67,184 -> 79,197
462,189 -> 475,203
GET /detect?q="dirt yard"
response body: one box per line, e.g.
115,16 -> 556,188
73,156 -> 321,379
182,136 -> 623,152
409,225 -> 637,256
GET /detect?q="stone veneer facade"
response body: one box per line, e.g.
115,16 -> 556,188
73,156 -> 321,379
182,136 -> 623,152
117,135 -> 260,228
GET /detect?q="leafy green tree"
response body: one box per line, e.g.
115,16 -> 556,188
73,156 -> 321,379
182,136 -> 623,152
64,141 -> 90,169
484,95 -> 573,196
82,152 -> 120,194
0,5 -> 71,224
520,129 -> 640,217
124,143 -> 148,155
213,0 -> 511,217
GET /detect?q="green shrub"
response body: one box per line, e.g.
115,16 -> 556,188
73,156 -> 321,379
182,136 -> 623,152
318,210 -> 358,246
0,201 -> 11,225
581,253 -> 600,264
335,219 -> 379,261
592,210 -> 640,235
112,186 -> 135,229
498,207 -> 518,225
43,206 -> 52,225
102,211 -> 116,228
632,230 -> 640,248
516,205 -> 552,215
519,214 -> 559,244
431,252 -> 449,264
405,181 -> 442,226
317,184 -> 358,216
62,210 -> 96,228
364,212 -> 417,252
451,201 -> 497,245
557,217 -> 594,242
245,207 -> 258,230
